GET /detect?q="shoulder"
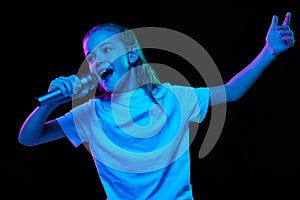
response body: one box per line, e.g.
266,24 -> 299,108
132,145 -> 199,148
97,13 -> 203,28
71,98 -> 100,114
157,82 -> 208,94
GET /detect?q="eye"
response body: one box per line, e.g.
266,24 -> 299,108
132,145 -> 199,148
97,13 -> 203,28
103,47 -> 112,53
86,54 -> 96,63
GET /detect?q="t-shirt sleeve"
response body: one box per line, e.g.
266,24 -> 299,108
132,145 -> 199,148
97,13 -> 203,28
191,87 -> 210,123
172,85 -> 210,123
56,112 -> 83,147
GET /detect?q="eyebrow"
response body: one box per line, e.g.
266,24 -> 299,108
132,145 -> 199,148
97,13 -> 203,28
86,41 -> 114,56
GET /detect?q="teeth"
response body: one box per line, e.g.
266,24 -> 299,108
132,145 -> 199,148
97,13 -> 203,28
100,69 -> 107,77
101,70 -> 108,79
101,69 -> 113,80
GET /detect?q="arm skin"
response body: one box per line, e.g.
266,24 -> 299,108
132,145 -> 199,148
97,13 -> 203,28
18,104 -> 66,146
209,12 -> 295,106
18,75 -> 88,146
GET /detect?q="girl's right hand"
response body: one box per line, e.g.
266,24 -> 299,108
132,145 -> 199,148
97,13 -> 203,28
48,74 -> 90,104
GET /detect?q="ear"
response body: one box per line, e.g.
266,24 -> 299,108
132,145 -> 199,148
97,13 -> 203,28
127,45 -> 139,64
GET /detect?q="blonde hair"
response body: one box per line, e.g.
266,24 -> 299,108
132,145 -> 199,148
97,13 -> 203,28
83,23 -> 161,103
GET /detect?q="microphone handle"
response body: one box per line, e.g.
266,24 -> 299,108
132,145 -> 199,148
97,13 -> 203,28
35,73 -> 98,106
35,89 -> 70,106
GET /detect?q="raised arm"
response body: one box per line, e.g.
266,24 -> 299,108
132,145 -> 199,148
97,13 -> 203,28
209,12 -> 295,106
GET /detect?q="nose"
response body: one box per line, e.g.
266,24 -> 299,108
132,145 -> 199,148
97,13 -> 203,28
93,58 -> 110,76
95,58 -> 109,72
89,58 -> 106,74
96,59 -> 106,67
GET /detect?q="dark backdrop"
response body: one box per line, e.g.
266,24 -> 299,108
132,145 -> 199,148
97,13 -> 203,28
4,1 -> 300,199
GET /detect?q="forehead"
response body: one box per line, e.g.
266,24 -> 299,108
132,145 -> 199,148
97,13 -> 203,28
83,30 -> 123,55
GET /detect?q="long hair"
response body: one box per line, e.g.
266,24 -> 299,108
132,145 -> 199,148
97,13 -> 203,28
82,23 -> 161,103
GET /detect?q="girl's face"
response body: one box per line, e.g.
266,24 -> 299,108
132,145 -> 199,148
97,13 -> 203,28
84,30 -> 132,93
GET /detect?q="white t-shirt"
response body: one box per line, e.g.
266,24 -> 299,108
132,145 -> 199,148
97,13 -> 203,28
57,83 -> 209,200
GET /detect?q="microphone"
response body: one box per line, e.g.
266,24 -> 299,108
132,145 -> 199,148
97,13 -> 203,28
36,73 -> 99,106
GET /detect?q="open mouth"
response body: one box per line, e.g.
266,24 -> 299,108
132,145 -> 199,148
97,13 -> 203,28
101,69 -> 113,81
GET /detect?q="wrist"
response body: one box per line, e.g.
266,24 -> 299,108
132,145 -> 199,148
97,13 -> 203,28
263,44 -> 279,58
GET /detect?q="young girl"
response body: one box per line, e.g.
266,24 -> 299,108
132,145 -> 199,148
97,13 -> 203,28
19,12 -> 294,200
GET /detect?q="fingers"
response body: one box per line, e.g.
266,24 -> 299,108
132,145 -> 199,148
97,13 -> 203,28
73,75 -> 83,95
269,15 -> 278,30
282,34 -> 295,46
282,12 -> 291,26
276,25 -> 290,30
280,29 -> 294,42
270,12 -> 292,30
49,75 -> 78,97
279,12 -> 294,46
279,30 -> 293,36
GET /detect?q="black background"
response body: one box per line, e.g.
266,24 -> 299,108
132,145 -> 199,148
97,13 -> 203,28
4,1 -> 300,199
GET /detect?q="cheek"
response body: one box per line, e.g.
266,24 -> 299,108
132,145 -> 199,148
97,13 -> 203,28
88,64 -> 97,74
114,55 -> 130,73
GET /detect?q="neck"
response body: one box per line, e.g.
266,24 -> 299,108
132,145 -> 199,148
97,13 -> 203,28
113,69 -> 140,94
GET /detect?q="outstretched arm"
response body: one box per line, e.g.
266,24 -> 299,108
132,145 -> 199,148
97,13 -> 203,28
209,12 -> 295,106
